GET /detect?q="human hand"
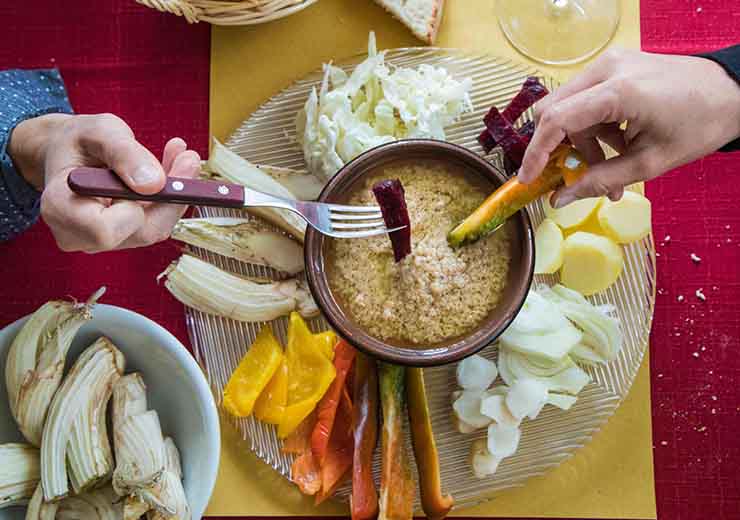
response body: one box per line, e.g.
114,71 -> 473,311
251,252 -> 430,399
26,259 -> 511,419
9,113 -> 200,252
518,49 -> 740,208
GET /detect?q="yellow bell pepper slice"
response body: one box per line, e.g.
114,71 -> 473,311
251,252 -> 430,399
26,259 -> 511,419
223,325 -> 283,417
314,330 -> 338,361
254,359 -> 289,425
278,313 -> 336,438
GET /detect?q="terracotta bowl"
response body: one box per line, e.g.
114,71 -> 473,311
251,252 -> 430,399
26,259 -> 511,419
304,140 -> 534,366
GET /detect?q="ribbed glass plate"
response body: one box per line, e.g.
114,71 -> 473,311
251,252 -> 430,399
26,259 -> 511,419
186,48 -> 656,511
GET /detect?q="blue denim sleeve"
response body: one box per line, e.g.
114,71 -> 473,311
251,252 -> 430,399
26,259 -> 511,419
0,69 -> 73,242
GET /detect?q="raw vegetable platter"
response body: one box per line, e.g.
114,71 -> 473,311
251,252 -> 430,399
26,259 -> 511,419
185,47 -> 656,509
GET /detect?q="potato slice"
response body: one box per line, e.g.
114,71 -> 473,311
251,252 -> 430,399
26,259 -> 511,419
597,191 -> 652,244
534,218 -> 564,274
626,182 -> 645,196
563,211 -> 605,238
560,232 -> 623,296
543,193 -> 603,229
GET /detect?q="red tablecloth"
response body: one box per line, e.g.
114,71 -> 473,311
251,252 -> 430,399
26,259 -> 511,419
0,2 -> 738,519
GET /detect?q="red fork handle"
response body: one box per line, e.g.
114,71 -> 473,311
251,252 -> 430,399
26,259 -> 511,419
67,167 -> 245,208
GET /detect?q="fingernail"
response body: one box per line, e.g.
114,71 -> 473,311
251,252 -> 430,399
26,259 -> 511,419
553,193 -> 575,209
132,165 -> 160,186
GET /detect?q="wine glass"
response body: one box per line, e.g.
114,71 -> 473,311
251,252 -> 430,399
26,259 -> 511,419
496,0 -> 621,65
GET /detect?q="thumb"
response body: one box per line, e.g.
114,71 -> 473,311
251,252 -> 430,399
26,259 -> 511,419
79,116 -> 166,195
552,152 -> 647,208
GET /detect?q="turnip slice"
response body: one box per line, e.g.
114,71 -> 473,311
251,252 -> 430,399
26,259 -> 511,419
506,379 -> 548,420
456,355 -> 498,390
471,439 -> 501,479
480,394 -> 520,428
452,390 -> 492,429
487,423 -> 520,459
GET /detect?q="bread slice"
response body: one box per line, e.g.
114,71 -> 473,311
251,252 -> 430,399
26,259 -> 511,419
374,0 -> 445,45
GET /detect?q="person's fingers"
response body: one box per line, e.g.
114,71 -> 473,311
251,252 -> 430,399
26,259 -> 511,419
168,149 -> 201,179
569,133 -> 606,165
551,151 -> 652,208
40,176 -> 145,252
115,150 -> 201,250
162,137 -> 187,173
533,49 -> 620,122
595,123 -> 628,154
519,81 -> 630,183
76,114 -> 166,195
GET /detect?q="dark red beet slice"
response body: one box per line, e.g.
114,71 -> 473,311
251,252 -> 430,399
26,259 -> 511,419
484,106 -> 528,167
478,128 -> 497,153
502,77 -> 549,123
518,120 -> 535,145
372,179 -> 411,263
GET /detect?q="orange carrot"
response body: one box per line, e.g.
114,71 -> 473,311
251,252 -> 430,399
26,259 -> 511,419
315,391 -> 354,505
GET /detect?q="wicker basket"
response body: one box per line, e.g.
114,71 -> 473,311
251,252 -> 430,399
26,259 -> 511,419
137,0 -> 317,25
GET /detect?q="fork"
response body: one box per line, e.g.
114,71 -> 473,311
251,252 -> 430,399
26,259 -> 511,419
67,167 -> 398,238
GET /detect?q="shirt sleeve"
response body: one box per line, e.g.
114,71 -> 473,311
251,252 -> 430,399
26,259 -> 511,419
0,69 -> 73,242
696,44 -> 740,153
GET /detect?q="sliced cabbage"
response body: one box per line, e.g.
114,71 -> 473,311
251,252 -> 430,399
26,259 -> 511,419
296,32 -> 473,180
457,355 -> 498,390
538,284 -> 623,364
498,345 -> 590,395
506,379 -> 548,420
547,393 -> 578,410
500,290 -> 582,362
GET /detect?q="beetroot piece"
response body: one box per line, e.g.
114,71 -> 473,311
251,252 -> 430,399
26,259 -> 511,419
502,77 -> 549,123
372,179 -> 411,263
518,120 -> 535,145
478,128 -> 497,153
484,106 -> 528,168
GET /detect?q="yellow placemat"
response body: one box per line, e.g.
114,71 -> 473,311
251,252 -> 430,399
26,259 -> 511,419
207,0 -> 656,517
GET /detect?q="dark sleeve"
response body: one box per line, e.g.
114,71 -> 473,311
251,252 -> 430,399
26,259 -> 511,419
0,69 -> 73,242
696,44 -> 740,152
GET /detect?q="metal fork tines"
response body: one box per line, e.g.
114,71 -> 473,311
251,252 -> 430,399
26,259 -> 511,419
245,188 -> 398,238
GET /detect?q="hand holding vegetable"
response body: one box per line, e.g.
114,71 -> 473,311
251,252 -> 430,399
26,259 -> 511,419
519,49 -> 740,207
8,113 -> 200,252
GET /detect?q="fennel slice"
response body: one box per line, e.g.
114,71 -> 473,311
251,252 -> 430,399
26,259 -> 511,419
206,139 -> 306,241
40,337 -> 125,502
112,410 -> 166,497
160,255 -> 317,322
67,362 -> 118,494
172,218 -> 304,275
256,164 -> 325,201
0,443 -> 40,509
25,483 -> 58,519
56,485 -> 123,520
5,287 -> 105,447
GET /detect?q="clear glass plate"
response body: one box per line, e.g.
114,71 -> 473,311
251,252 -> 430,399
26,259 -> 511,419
185,48 -> 656,511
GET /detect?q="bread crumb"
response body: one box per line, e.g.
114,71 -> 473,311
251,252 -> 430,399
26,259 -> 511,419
692,352 -> 700,358
711,408 -> 716,414
690,253 -> 701,263
697,426 -> 707,432
677,295 -> 684,302
696,288 -> 707,301
660,441 -> 668,446
664,235 -> 671,242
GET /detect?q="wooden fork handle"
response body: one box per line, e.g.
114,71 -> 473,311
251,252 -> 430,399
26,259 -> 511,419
67,167 -> 246,208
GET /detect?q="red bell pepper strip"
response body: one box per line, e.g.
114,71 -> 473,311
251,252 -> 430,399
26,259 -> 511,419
311,340 -> 356,465
351,353 -> 379,520
315,391 -> 354,505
